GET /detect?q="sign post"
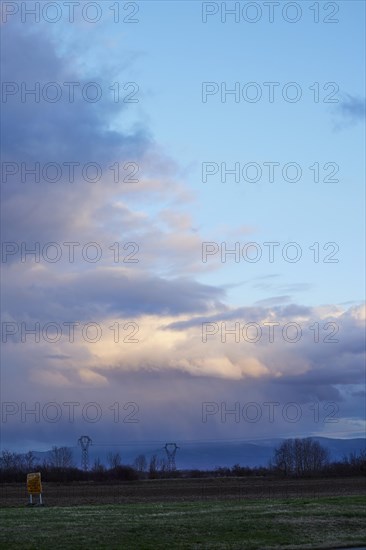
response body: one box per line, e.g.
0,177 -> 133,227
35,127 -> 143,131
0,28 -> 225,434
27,472 -> 43,505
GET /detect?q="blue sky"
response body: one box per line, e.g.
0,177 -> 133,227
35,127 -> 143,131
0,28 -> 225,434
121,1 -> 366,307
1,1 -> 365,453
61,0 -> 366,307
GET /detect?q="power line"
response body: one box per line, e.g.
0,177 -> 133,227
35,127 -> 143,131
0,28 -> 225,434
88,431 -> 361,448
91,436 -> 276,447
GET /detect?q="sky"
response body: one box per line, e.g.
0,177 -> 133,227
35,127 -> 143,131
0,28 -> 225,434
0,0 -> 365,456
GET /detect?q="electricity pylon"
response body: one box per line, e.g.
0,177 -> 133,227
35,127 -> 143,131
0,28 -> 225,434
164,443 -> 179,471
78,435 -> 92,471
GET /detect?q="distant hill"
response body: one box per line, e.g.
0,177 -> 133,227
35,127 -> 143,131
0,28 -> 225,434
27,437 -> 365,471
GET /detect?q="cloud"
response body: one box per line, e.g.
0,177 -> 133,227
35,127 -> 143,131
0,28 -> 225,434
3,265 -> 226,319
0,20 -> 211,279
335,95 -> 366,128
338,95 -> 366,121
1,20 -> 365,449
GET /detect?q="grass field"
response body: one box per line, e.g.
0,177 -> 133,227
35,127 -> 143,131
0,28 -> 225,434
1,495 -> 366,549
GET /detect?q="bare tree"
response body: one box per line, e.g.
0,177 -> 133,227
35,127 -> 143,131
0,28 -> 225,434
92,457 -> 105,473
272,438 -> 329,476
343,449 -> 366,469
149,454 -> 158,478
134,454 -> 147,472
0,450 -> 21,471
107,451 -> 122,469
308,439 -> 329,472
157,457 -> 169,473
22,451 -> 37,471
273,439 -> 294,476
49,446 -> 74,469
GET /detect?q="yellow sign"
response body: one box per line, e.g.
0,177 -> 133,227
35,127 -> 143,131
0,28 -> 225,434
27,472 -> 42,494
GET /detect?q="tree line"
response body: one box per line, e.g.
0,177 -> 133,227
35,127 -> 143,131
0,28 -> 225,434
0,438 -> 365,482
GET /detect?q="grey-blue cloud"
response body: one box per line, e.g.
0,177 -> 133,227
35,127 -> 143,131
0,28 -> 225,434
335,95 -> 366,128
338,95 -> 366,122
1,20 -> 365,450
3,268 -> 226,320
